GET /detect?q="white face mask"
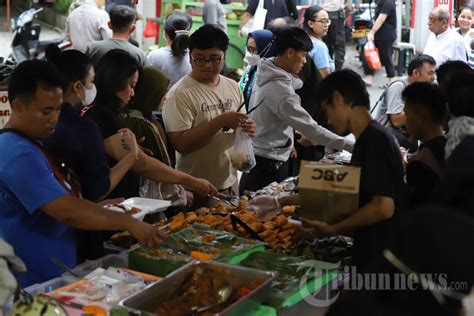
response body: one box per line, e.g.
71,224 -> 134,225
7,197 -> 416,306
244,49 -> 261,67
77,83 -> 97,106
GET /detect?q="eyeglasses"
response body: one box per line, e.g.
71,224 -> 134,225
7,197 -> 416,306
313,19 -> 331,25
191,56 -> 224,67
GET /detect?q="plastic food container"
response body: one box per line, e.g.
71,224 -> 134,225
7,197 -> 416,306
105,197 -> 171,221
61,253 -> 129,278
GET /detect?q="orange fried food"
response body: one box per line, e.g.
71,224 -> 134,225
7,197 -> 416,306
190,251 -> 212,261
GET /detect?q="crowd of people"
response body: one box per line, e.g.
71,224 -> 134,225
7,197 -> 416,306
1,1 -> 474,314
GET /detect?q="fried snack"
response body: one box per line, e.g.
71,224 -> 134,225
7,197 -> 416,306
281,222 -> 294,231
263,222 -> 276,230
185,212 -> 198,224
282,205 -> 297,216
170,212 -> 186,232
249,222 -> 264,233
258,230 -> 273,239
190,251 -> 212,261
277,229 -> 294,239
274,215 -> 288,227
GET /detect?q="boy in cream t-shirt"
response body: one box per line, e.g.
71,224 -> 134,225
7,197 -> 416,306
163,25 -> 256,194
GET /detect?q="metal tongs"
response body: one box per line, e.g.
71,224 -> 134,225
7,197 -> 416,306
207,194 -> 239,207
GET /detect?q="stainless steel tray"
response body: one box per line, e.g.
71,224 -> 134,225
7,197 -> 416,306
119,260 -> 277,316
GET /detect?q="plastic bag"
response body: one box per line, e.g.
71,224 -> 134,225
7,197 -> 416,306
143,18 -> 158,38
230,128 -> 256,173
364,41 -> 382,71
139,178 -> 187,207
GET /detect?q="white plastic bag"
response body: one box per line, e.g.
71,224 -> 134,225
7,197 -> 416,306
240,0 -> 267,37
230,128 -> 256,173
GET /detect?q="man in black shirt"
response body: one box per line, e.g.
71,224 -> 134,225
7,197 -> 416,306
301,70 -> 406,271
247,70 -> 406,270
403,82 -> 447,207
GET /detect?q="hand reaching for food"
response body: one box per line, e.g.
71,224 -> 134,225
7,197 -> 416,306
247,195 -> 281,221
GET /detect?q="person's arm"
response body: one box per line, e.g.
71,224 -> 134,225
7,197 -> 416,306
100,129 -> 139,200
319,68 -> 331,78
277,94 -> 354,152
389,112 -> 406,128
167,111 -> 248,154
98,13 -> 112,40
203,1 -> 218,25
103,133 -> 218,195
238,0 -> 257,38
239,11 -> 254,29
386,82 -> 406,128
367,13 -> 388,41
247,194 -> 300,220
41,195 -> 162,247
300,195 -> 395,236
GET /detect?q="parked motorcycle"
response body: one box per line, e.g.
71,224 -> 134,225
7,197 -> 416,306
351,1 -> 375,64
10,6 -> 71,62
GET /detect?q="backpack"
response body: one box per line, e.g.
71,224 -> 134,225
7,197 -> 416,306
370,79 -> 407,128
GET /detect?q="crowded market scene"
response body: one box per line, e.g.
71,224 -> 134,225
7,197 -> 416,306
0,0 -> 473,314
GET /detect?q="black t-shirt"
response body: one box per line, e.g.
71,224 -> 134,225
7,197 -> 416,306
295,59 -> 325,163
406,136 -> 446,207
350,120 -> 406,271
84,105 -> 140,199
43,103 -> 110,201
374,0 -> 397,41
434,136 -> 474,215
246,0 -> 298,28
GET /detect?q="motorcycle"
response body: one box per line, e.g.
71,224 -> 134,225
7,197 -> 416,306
10,5 -> 71,62
351,1 -> 375,63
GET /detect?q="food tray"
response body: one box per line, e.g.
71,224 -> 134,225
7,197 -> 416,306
119,261 -> 277,316
128,223 -> 266,277
61,253 -> 129,278
239,252 -> 339,309
106,197 -> 171,221
121,197 -> 171,215
24,276 -> 79,296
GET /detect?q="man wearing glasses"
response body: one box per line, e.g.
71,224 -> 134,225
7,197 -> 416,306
163,25 -> 256,202
424,7 -> 467,67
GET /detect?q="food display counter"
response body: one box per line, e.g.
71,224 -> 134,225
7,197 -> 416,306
7,177 -> 351,316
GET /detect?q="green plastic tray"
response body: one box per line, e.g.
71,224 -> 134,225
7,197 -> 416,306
129,223 -> 266,277
239,252 -> 339,309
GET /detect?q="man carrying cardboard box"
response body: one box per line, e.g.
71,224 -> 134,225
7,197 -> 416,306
249,70 -> 406,271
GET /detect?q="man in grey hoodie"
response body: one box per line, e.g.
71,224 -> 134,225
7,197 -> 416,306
239,27 -> 354,192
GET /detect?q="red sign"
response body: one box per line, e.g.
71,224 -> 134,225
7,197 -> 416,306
0,91 -> 11,128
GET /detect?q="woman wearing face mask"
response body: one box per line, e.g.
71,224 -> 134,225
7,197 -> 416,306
147,12 -> 192,89
239,29 -> 276,110
44,45 -> 138,203
44,45 -> 139,262
83,49 -> 218,200
303,6 -> 334,78
456,6 -> 474,69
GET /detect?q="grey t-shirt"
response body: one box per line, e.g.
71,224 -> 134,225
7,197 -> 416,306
374,77 -> 408,123
203,0 -> 228,34
86,38 -> 147,67
147,47 -> 192,89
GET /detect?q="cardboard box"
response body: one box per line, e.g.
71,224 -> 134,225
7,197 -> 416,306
297,161 -> 361,224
